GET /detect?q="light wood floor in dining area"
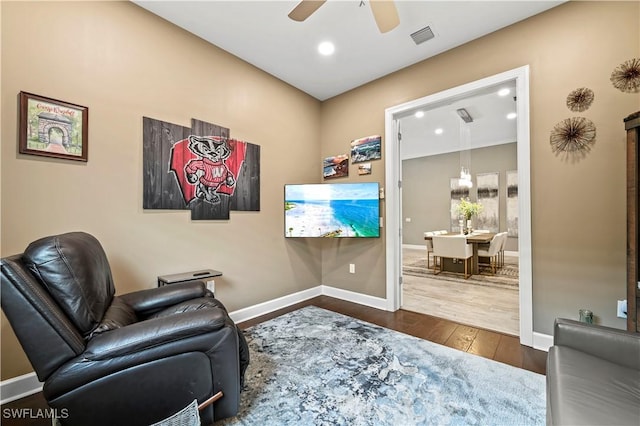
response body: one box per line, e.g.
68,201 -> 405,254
402,246 -> 520,336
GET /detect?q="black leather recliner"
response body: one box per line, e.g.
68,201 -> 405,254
1,232 -> 248,425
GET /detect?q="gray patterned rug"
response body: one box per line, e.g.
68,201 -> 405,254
221,306 -> 545,425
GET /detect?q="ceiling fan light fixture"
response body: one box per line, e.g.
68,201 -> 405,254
410,26 -> 435,45
288,0 -> 399,35
369,0 -> 400,33
288,0 -> 327,22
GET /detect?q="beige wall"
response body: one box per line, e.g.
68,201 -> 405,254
0,1 -> 323,379
1,1 -> 639,381
320,1 -> 639,332
402,143 -> 518,247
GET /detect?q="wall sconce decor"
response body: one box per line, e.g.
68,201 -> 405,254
610,58 -> 640,93
566,87 -> 594,112
550,117 -> 596,160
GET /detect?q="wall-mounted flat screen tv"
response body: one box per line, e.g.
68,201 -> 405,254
284,183 -> 380,238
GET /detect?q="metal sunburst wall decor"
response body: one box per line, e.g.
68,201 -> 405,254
550,117 -> 596,159
566,87 -> 594,112
610,58 -> 640,93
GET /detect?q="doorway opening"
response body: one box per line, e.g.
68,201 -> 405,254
383,66 -> 533,346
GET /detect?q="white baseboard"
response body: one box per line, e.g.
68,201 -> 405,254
320,285 -> 389,311
228,286 -> 322,324
533,332 -> 553,352
402,244 -> 425,250
228,285 -> 388,323
0,372 -> 42,405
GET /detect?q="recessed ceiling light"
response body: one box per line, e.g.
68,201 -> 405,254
498,88 -> 511,97
318,41 -> 335,56
507,112 -> 517,119
414,111 -> 424,118
434,128 -> 444,135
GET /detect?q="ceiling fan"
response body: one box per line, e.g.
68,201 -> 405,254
288,0 -> 400,34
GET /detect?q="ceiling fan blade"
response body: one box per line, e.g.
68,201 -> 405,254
370,0 -> 400,34
288,0 -> 327,22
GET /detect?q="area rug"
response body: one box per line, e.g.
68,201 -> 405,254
403,248 -> 519,290
221,306 -> 545,425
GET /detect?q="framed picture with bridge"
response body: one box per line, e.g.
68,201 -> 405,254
19,91 -> 88,162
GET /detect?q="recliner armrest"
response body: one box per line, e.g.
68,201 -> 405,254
85,309 -> 226,360
120,281 -> 208,315
553,318 -> 640,370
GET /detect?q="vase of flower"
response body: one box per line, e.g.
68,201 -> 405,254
455,198 -> 483,235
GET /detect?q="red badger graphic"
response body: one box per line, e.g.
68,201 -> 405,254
185,135 -> 236,204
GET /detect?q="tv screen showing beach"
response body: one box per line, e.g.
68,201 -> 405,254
284,183 -> 380,238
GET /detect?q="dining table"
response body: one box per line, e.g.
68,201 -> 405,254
424,231 -> 495,274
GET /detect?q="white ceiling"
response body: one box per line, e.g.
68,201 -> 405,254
133,0 -> 564,101
400,79 -> 518,159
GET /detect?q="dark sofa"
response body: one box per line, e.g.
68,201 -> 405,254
546,318 -> 640,425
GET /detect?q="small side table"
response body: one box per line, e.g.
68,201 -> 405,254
157,269 -> 222,294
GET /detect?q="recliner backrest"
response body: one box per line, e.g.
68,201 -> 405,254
22,232 -> 115,336
1,255 -> 86,381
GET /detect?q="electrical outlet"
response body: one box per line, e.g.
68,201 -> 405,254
617,300 -> 627,319
349,264 -> 355,274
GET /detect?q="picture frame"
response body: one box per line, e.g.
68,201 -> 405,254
19,91 -> 88,162
323,154 -> 349,179
350,135 -> 381,163
358,162 -> 372,175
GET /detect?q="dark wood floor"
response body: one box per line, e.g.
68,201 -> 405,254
240,296 -> 547,374
1,296 -> 547,425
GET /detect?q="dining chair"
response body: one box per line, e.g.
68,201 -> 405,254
497,232 -> 509,268
478,233 -> 502,274
432,235 -> 473,279
424,231 -> 435,268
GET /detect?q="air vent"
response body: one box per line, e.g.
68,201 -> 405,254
410,26 -> 434,45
